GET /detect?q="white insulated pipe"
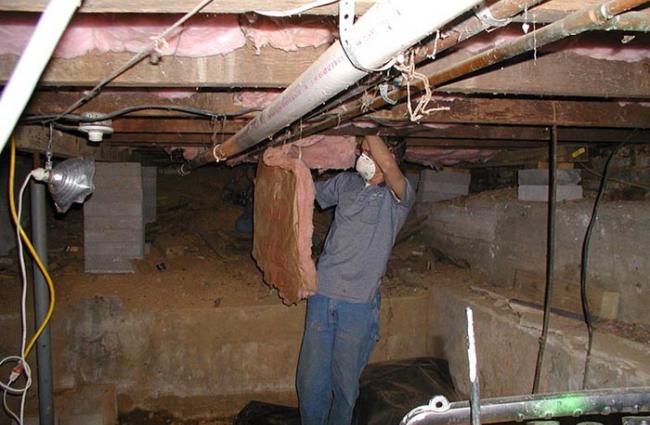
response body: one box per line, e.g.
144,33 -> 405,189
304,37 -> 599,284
0,0 -> 81,155
213,0 -> 483,160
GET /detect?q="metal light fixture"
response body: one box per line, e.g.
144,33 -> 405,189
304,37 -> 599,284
33,158 -> 96,213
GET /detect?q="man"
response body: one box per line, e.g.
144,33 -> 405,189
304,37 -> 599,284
297,135 -> 414,425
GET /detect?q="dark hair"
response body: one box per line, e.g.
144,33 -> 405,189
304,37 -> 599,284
386,138 -> 406,164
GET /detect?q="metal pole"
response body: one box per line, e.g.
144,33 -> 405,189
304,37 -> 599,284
30,153 -> 55,425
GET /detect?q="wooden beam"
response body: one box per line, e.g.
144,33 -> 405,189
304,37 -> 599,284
26,90 -> 245,115
112,118 -> 245,134
0,0 -> 597,21
0,0 -> 375,14
15,126 -> 131,161
375,98 -> 650,128
423,49 -> 650,99
1,43 -> 325,88
106,133 -> 221,144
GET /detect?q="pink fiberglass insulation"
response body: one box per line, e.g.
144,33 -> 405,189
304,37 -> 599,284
405,147 -> 496,167
256,145 -> 318,303
0,14 -> 246,58
0,13 -> 337,59
241,16 -> 336,54
233,90 -> 282,109
293,135 -> 357,170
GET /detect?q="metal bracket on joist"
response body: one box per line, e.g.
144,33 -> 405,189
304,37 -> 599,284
474,0 -> 512,31
339,0 -> 396,73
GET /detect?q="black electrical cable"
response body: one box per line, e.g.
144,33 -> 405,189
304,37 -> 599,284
532,125 -> 557,394
580,130 -> 637,389
20,104 -> 260,124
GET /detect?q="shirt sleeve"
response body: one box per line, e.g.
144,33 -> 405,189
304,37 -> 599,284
391,177 -> 416,210
314,173 -> 346,209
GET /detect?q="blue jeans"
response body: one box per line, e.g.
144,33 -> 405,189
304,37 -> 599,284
297,293 -> 380,425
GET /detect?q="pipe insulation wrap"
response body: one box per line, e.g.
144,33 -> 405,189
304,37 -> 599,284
218,0 -> 483,159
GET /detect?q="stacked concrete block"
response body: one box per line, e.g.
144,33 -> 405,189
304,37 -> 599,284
518,169 -> 583,202
417,169 -> 471,203
84,163 -> 144,273
142,166 -> 157,224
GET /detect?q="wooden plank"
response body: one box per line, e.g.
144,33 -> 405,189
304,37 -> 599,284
112,118 -> 246,134
375,98 -> 650,128
462,144 -> 588,168
14,126 -> 131,161
0,0 -> 592,21
0,0 -> 375,14
0,43 -> 325,88
423,49 -> 650,99
26,90 -> 244,115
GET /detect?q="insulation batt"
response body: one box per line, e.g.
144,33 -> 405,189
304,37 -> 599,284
251,136 -> 353,303
253,145 -> 317,304
404,147 -> 496,167
0,14 -> 334,58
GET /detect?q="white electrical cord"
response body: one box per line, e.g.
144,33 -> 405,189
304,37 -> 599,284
1,171 -> 35,425
255,0 -> 339,17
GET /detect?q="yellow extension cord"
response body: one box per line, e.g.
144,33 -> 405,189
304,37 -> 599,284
8,137 -> 56,359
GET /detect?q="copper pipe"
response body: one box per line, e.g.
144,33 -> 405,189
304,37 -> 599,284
182,0 -> 545,171
306,0 -> 545,122
284,0 -> 648,144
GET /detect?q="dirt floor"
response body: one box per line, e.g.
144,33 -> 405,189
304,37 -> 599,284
1,166 -> 648,424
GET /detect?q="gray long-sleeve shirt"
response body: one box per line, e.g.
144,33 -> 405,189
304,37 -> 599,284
314,172 -> 415,303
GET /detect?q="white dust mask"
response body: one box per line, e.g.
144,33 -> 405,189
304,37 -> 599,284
355,152 -> 376,182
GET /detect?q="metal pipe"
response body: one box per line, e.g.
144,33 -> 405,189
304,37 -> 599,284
401,387 -> 650,425
532,125 -> 558,394
0,0 -> 81,156
182,0 -> 483,171
30,156 -> 55,425
265,0 -> 649,147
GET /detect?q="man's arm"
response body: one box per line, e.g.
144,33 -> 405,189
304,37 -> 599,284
365,135 -> 407,201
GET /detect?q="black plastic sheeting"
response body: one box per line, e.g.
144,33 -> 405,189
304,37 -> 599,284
234,357 -> 459,425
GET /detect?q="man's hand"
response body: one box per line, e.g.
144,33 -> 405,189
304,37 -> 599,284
364,135 -> 407,201
278,287 -> 315,304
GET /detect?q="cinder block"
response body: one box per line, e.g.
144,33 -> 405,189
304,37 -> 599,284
84,162 -> 144,273
142,166 -> 157,224
417,169 -> 470,203
518,185 -> 583,202
518,169 -> 581,186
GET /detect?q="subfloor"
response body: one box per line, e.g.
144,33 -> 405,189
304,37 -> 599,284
1,167 -> 648,424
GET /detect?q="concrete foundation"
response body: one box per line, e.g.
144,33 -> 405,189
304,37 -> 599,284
1,278 -> 647,420
417,192 -> 650,325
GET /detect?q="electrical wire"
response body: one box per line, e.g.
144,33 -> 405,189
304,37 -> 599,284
48,0 -> 215,122
8,137 -> 56,358
579,133 -> 637,389
1,141 -> 43,424
21,104 -> 259,125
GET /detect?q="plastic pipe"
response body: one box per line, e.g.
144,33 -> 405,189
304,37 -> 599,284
184,0 -> 482,170
0,0 -> 81,155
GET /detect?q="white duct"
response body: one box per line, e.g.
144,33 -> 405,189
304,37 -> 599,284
218,0 -> 482,158
0,0 -> 81,155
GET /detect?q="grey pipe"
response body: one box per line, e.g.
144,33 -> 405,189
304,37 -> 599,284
30,178 -> 55,425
